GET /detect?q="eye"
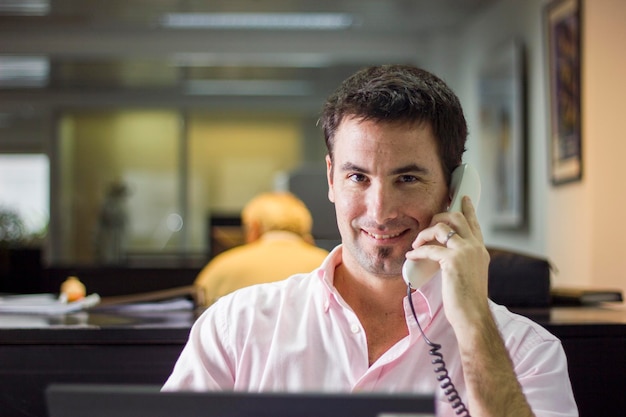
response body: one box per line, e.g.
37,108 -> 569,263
348,173 -> 368,183
397,174 -> 418,183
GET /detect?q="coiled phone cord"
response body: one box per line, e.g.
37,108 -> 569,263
407,284 -> 471,417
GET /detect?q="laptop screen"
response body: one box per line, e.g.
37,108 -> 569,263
46,384 -> 436,417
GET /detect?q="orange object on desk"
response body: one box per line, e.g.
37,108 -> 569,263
60,276 -> 86,302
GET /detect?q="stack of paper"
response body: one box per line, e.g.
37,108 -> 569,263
0,293 -> 101,315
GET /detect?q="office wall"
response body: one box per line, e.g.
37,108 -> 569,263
441,0 -> 626,296
575,0 -> 626,294
439,0 -> 549,255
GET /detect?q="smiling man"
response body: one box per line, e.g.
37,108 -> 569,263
163,65 -> 578,417
327,116 -> 450,367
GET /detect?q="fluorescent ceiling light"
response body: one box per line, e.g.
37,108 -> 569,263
0,0 -> 49,15
185,79 -> 313,96
0,56 -> 49,88
162,12 -> 354,30
172,52 -> 331,68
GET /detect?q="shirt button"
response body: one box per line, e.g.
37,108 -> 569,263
350,323 -> 360,333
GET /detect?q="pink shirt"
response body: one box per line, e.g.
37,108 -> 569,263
163,246 -> 578,417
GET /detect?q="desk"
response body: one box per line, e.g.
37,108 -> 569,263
1,305 -> 624,417
513,306 -> 626,417
0,309 -> 194,417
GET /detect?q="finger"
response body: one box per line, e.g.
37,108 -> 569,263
430,210 -> 468,237
412,222 -> 458,249
405,241 -> 447,263
443,229 -> 459,247
461,196 -> 484,243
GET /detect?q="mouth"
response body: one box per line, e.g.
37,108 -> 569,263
363,229 -> 407,241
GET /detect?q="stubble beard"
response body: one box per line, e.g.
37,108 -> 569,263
353,242 -> 405,277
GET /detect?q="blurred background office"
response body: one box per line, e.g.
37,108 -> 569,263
0,0 -> 625,299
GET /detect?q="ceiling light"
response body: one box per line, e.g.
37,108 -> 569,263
0,0 -> 49,15
185,80 -> 313,96
162,13 -> 354,30
172,53 -> 331,68
0,56 -> 49,88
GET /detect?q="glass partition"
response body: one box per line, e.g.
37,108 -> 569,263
187,112 -> 303,256
57,110 -> 180,265
54,109 -> 311,266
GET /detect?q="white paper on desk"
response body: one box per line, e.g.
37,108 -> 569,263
0,293 -> 101,314
94,297 -> 194,313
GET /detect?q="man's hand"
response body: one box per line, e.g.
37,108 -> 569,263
406,196 -> 534,417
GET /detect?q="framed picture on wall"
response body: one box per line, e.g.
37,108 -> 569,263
479,39 -> 526,230
546,0 -> 582,185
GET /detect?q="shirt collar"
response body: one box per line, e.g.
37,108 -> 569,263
408,269 -> 443,321
316,245 -> 342,312
259,230 -> 305,242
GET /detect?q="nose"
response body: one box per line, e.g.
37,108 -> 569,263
366,181 -> 399,225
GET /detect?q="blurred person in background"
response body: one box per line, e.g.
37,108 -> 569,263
194,191 -> 329,306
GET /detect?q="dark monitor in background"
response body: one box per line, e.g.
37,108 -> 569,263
284,165 -> 340,251
46,384 -> 436,417
207,214 -> 244,259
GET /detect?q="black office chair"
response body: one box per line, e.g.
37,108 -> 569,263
487,247 -> 552,308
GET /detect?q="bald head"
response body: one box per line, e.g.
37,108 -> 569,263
242,192 -> 314,242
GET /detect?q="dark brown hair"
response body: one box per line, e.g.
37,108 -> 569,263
320,65 -> 467,181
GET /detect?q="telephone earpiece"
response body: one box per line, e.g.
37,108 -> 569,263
402,163 -> 481,288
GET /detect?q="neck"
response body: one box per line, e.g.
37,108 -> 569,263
334,262 -> 410,366
334,262 -> 407,314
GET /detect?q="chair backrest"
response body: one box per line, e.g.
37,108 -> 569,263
487,247 -> 552,307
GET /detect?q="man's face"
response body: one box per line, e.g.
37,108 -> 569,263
326,117 -> 449,279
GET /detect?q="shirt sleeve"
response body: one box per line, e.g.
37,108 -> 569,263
513,335 -> 579,416
161,300 -> 236,391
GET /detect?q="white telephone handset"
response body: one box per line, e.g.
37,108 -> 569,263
402,163 -> 481,288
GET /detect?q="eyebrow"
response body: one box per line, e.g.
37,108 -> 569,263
391,163 -> 430,176
339,162 -> 430,176
339,162 -> 366,173
341,162 -> 430,176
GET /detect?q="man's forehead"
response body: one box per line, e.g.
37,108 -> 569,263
333,119 -> 437,155
330,118 -> 444,180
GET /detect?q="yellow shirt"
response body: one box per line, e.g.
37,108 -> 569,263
194,231 -> 329,305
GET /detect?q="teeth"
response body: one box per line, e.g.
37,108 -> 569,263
366,231 -> 401,240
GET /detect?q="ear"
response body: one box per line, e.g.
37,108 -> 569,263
325,154 -> 335,203
245,220 -> 262,243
